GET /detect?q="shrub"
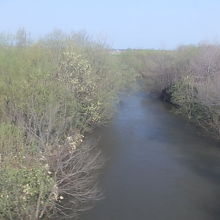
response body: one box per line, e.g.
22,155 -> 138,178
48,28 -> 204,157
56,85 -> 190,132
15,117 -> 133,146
0,31 -> 136,219
0,165 -> 56,220
120,45 -> 220,138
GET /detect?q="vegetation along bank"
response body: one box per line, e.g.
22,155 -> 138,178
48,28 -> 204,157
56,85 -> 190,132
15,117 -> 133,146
1,29 -> 220,219
120,45 -> 220,138
0,30 -> 136,219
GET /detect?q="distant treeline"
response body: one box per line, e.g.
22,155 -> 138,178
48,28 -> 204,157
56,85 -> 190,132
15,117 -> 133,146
0,29 -> 136,219
120,45 -> 220,138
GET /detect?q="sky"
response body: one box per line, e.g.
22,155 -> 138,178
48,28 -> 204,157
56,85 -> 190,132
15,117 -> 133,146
1,0 -> 220,49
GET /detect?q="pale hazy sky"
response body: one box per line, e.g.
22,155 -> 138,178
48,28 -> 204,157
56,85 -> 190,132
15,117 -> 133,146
1,0 -> 220,49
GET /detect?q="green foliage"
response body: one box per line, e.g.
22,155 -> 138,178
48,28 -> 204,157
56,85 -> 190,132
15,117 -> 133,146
169,76 -> 197,118
121,45 -> 220,138
0,123 -> 25,158
169,75 -> 220,135
0,165 -> 55,220
0,31 -> 136,219
57,50 -> 103,128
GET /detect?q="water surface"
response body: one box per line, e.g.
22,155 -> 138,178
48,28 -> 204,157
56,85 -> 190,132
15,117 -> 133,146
81,92 -> 220,220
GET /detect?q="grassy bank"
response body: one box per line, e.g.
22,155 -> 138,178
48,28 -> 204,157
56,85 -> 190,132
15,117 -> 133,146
0,30 -> 136,219
120,45 -> 220,138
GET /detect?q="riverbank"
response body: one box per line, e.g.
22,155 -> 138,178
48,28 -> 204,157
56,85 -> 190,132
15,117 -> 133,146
0,31 -> 136,219
119,46 -> 220,139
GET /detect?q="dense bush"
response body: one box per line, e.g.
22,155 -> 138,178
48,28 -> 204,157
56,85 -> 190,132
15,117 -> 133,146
120,45 -> 220,138
0,166 -> 55,220
0,31 -> 136,219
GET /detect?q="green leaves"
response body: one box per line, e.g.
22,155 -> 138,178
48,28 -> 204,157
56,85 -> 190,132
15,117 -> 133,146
0,166 -> 55,219
0,32 -> 137,219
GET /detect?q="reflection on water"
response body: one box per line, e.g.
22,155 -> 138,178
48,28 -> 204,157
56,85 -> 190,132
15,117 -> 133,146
81,92 -> 220,220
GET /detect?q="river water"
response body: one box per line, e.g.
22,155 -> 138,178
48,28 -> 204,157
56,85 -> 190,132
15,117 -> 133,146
81,92 -> 220,220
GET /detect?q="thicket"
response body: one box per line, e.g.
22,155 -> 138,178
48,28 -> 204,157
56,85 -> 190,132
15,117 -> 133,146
120,45 -> 220,138
0,30 -> 136,219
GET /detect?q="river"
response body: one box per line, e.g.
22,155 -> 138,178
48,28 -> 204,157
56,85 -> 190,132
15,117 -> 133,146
81,92 -> 220,220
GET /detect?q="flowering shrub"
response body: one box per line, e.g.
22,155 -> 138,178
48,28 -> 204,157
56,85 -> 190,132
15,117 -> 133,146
0,165 -> 56,219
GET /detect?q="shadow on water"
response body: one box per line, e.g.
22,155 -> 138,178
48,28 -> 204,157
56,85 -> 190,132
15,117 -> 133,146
80,91 -> 220,220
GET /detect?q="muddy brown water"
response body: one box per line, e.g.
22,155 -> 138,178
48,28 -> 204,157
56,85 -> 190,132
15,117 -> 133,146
81,92 -> 220,220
